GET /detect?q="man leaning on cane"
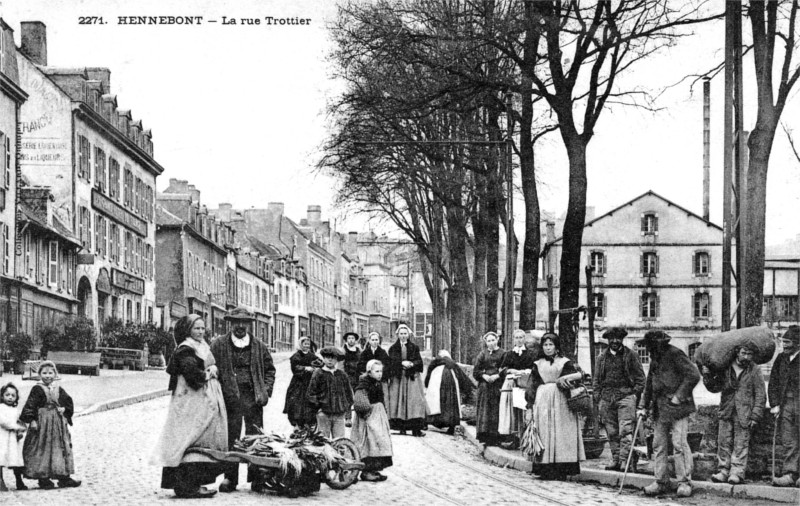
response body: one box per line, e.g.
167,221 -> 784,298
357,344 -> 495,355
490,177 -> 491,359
636,330 -> 700,498
701,344 -> 765,485
593,327 -> 645,473
770,325 -> 800,488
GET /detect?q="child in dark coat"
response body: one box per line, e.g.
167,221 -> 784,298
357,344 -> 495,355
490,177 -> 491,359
307,347 -> 354,439
19,361 -> 81,489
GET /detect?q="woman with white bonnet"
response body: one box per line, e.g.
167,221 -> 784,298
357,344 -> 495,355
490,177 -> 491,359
385,324 -> 428,437
425,350 -> 474,435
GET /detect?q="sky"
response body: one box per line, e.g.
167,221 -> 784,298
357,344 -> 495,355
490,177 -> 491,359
1,0 -> 798,248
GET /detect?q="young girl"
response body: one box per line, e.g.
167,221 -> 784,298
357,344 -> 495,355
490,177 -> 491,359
0,383 -> 27,491
307,347 -> 353,439
351,360 -> 393,482
19,361 -> 81,489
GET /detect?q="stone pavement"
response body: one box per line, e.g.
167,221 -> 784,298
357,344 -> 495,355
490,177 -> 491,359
0,349 -> 697,506
462,423 -> 800,504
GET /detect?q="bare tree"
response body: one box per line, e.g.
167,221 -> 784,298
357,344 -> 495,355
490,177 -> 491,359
741,0 -> 800,326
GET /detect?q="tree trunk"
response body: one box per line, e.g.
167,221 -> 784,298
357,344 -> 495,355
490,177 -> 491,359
557,136 -> 588,360
473,176 -> 488,340
743,124 -> 775,326
447,210 -> 476,363
518,72 -> 540,330
486,107 -> 502,334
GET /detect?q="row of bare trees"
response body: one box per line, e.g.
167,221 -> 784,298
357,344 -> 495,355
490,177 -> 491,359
321,0 -> 799,363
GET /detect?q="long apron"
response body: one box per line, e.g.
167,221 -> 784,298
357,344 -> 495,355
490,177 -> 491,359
23,385 -> 74,479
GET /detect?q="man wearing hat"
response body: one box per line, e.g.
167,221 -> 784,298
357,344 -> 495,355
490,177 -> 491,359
592,327 -> 646,472
636,330 -> 701,497
769,325 -> 800,488
211,306 -> 276,493
702,343 -> 766,485
307,346 -> 353,439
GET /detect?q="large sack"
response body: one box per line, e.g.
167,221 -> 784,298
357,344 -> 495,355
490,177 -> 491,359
693,326 -> 775,371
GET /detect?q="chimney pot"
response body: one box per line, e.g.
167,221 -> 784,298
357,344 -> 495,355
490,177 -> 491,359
21,22 -> 47,66
268,202 -> 285,215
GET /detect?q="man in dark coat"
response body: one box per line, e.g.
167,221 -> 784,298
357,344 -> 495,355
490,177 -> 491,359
593,327 -> 646,472
636,330 -> 701,498
211,306 -> 276,493
702,344 -> 766,484
769,325 -> 800,488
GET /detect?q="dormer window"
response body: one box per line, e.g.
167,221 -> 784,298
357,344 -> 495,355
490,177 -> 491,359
641,212 -> 658,235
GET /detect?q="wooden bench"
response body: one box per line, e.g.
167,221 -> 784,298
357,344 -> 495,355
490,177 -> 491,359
47,351 -> 102,376
97,347 -> 149,371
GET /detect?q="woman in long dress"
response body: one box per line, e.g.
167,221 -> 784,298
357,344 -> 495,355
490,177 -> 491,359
525,333 -> 585,480
425,350 -> 474,435
386,325 -> 428,436
283,337 -> 321,428
473,332 -> 505,446
498,330 -> 537,445
152,315 -> 228,498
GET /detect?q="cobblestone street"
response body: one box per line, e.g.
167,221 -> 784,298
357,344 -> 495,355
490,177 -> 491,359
0,364 -> 771,506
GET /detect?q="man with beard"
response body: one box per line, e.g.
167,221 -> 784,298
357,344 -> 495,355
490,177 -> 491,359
769,325 -> 800,488
702,344 -> 766,485
211,307 -> 276,493
592,327 -> 646,472
636,330 -> 700,498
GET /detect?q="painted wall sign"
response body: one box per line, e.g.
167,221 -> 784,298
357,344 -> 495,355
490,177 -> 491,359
92,189 -> 147,237
111,267 -> 144,295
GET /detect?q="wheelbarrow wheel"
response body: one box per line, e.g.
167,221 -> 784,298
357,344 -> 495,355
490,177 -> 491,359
324,437 -> 361,490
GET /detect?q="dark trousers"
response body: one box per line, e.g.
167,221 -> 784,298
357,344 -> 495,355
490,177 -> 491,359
779,390 -> 800,477
599,394 -> 637,466
225,384 -> 264,485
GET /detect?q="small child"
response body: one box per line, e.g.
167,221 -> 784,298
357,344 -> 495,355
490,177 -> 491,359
307,347 -> 353,439
352,359 -> 393,482
0,383 -> 27,491
19,361 -> 81,489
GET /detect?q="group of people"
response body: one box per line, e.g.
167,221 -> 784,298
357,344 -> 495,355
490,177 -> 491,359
471,324 -> 800,498
0,362 -> 82,492
152,307 -> 276,499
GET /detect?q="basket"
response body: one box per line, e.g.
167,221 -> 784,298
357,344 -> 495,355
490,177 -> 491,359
566,386 -> 593,417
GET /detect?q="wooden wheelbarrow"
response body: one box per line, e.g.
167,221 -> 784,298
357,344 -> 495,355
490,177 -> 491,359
186,437 -> 364,494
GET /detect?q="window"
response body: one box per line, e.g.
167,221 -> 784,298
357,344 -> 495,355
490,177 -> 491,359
94,147 -> 106,191
1,131 -> 10,189
641,212 -> 658,235
109,223 -> 119,264
693,292 -> 710,319
123,167 -> 133,208
1,223 -> 8,275
48,241 -> 59,286
109,158 -> 120,200
635,343 -> 651,365
95,214 -> 105,256
590,251 -> 606,275
77,135 -> 91,181
764,296 -> 799,321
134,177 -> 141,215
694,252 -> 710,276
78,207 -> 92,250
592,292 -> 606,318
641,251 -> 659,276
640,292 -> 659,319
124,231 -> 133,269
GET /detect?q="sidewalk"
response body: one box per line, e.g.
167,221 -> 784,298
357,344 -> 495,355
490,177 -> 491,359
0,350 -> 294,416
461,423 -> 800,504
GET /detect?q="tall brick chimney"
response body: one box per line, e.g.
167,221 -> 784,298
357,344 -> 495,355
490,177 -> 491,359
187,184 -> 200,204
307,205 -> 322,225
20,22 -> 47,66
218,203 -> 232,222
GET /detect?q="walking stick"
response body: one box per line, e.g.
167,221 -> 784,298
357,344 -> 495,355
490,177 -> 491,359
771,414 -> 779,482
618,414 -> 643,494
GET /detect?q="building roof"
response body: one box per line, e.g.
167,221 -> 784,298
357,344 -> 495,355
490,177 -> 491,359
155,204 -> 184,226
548,190 -> 723,245
18,205 -> 81,247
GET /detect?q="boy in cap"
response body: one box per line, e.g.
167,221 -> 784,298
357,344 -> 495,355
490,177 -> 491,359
307,346 -> 354,439
593,327 -> 646,472
636,330 -> 701,497
702,344 -> 766,484
769,325 -> 800,487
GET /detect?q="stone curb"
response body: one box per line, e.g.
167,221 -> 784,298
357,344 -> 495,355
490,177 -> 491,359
74,354 -> 293,418
460,422 -> 800,504
75,388 -> 170,417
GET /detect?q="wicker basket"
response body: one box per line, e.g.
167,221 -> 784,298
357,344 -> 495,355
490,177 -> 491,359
566,388 -> 593,417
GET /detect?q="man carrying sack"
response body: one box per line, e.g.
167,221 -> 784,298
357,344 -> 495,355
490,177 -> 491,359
770,325 -> 800,488
701,343 -> 766,485
636,330 -> 700,498
593,327 -> 645,472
